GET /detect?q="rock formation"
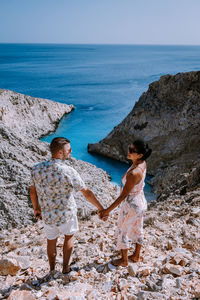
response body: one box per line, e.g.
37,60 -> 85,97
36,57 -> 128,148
0,89 -> 118,229
88,71 -> 200,199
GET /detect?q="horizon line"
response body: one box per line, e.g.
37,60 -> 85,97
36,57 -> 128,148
0,42 -> 200,47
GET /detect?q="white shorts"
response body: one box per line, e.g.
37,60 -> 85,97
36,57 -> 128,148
43,215 -> 79,240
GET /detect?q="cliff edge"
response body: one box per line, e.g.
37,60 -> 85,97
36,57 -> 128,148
88,71 -> 200,199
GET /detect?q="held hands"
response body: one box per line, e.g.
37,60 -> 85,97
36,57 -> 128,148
98,209 -> 110,221
34,208 -> 42,220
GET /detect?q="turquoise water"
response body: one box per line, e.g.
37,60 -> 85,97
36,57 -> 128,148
1,44 -> 200,200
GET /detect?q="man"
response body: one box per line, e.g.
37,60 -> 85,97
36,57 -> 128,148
30,137 -> 104,274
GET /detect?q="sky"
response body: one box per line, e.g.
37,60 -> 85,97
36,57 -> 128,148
0,0 -> 200,45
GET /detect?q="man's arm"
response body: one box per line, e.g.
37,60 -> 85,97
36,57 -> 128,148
30,185 -> 42,220
81,188 -> 104,211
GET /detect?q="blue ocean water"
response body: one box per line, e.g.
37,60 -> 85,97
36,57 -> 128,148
1,44 -> 200,200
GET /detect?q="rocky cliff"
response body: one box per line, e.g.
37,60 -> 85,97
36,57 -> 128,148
88,71 -> 200,199
0,89 -> 118,229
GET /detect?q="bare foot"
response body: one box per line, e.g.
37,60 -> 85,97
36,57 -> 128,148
62,265 -> 71,274
128,255 -> 140,262
111,258 -> 128,267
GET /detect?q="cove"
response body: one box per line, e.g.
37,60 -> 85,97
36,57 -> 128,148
41,109 -> 156,202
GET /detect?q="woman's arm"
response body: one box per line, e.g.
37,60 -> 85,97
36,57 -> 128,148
100,170 -> 142,218
81,187 -> 104,211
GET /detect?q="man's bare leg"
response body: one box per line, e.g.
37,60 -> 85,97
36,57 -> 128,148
112,249 -> 128,267
47,238 -> 57,271
129,243 -> 141,262
62,235 -> 74,274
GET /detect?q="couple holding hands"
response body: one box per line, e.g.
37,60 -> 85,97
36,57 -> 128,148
30,137 -> 152,273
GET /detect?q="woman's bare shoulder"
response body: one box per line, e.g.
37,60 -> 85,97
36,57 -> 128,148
136,162 -> 146,173
127,168 -> 141,184
129,162 -> 146,179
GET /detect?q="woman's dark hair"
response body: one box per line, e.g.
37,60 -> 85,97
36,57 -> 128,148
133,139 -> 152,161
50,137 -> 70,154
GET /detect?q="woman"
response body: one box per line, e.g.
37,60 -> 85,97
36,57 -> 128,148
100,140 -> 152,266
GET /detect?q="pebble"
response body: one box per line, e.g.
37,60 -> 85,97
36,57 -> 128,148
0,258 -> 20,276
108,263 -> 116,271
8,290 -> 36,300
163,263 -> 184,276
128,264 -> 138,277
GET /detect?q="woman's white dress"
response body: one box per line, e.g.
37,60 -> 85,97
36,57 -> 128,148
116,165 -> 147,250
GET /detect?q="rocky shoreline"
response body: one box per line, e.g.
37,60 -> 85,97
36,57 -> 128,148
88,71 -> 200,200
0,89 -> 118,229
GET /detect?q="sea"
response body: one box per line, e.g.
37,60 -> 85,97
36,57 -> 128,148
1,43 -> 200,201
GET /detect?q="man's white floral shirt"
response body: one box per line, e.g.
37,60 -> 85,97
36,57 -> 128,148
31,159 -> 85,226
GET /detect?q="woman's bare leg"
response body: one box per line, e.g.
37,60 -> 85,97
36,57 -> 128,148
112,249 -> 128,267
129,243 -> 141,262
